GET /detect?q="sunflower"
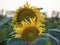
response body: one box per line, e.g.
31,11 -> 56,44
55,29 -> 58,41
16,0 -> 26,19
12,2 -> 44,24
13,17 -> 45,43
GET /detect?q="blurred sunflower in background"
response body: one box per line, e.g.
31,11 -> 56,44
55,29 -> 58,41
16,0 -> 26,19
13,17 -> 45,43
12,2 -> 44,25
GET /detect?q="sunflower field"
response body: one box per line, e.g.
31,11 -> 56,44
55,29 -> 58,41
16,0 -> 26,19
0,2 -> 60,45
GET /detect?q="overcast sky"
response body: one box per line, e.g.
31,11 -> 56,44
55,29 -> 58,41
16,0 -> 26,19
0,0 -> 60,17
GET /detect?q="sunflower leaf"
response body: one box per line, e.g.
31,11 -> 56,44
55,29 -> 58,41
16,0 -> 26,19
30,33 -> 60,45
48,29 -> 60,41
6,38 -> 28,45
0,25 -> 13,41
0,17 -> 11,26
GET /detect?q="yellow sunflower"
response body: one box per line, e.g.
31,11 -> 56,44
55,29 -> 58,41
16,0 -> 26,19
13,17 -> 45,43
12,2 -> 44,24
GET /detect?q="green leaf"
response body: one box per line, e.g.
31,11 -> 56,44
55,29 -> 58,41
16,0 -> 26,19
48,29 -> 60,41
30,33 -> 60,45
9,31 -> 16,35
45,39 -> 52,45
6,38 -> 28,45
0,17 -> 11,26
0,25 -> 13,41
0,40 -> 7,45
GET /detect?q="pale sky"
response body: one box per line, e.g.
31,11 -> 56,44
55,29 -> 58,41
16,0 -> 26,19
0,0 -> 60,17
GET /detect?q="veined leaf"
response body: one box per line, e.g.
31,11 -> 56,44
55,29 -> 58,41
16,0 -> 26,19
6,38 -> 28,45
30,33 -> 60,45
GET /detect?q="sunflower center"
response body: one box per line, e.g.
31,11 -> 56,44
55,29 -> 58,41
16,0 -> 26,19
27,33 -> 33,39
21,27 -> 39,42
17,9 -> 36,22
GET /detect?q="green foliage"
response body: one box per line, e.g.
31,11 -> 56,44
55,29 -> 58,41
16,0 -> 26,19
45,18 -> 60,29
6,38 -> 28,45
45,39 -> 52,45
0,15 -> 5,21
0,40 -> 7,45
0,17 -> 11,26
0,24 -> 13,41
48,29 -> 60,41
30,33 -> 60,45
